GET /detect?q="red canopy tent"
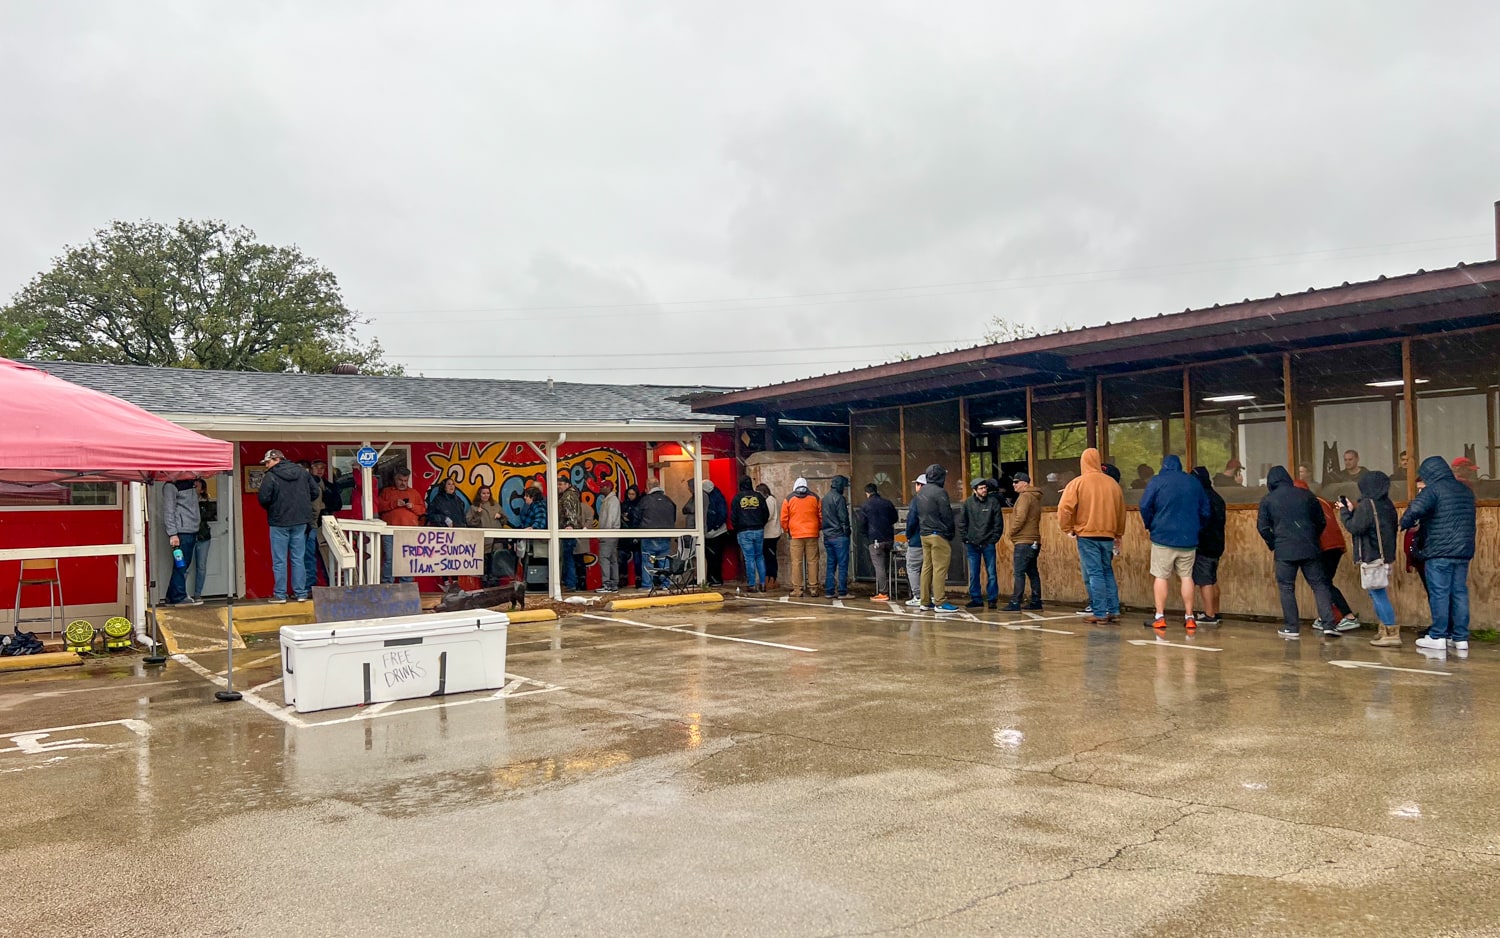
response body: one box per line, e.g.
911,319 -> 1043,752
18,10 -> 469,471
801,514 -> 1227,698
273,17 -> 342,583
0,358 -> 235,643
0,358 -> 232,484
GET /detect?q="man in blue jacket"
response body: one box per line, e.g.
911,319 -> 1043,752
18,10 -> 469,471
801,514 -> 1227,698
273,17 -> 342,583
1401,456 -> 1477,653
1138,454 -> 1210,631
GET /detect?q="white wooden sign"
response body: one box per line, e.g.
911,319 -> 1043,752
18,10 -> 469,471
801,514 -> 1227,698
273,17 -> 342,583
391,528 -> 485,577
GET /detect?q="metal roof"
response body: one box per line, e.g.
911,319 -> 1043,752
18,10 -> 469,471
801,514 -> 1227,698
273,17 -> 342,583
693,260 -> 1500,420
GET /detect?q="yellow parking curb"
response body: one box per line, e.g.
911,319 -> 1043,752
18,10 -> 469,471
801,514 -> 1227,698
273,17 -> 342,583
507,609 -> 559,623
605,592 -> 725,612
0,651 -> 84,672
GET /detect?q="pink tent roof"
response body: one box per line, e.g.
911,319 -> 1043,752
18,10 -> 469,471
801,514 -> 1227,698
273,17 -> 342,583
0,358 -> 234,483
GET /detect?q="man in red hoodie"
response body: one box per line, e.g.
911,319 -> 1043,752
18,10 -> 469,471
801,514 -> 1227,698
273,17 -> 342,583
1294,479 -> 1358,633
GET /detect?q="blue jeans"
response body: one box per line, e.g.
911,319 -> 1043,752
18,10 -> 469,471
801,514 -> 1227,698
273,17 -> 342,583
190,536 -> 212,597
304,526 -> 320,594
823,535 -> 850,596
1425,558 -> 1471,642
166,531 -> 197,604
270,524 -> 308,600
737,530 -> 766,587
642,537 -> 671,589
1076,537 -> 1119,616
1366,586 -> 1395,627
560,537 -> 578,589
380,533 -> 414,585
966,542 -> 999,603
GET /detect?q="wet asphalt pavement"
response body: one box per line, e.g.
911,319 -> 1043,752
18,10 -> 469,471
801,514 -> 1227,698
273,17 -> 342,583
3,595 -> 1499,937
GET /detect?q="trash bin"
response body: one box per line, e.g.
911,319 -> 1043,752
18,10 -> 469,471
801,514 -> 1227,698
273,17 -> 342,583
280,610 -> 508,713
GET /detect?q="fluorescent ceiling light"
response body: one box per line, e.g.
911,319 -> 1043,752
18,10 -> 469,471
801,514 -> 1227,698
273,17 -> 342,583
1203,394 -> 1256,403
1366,378 -> 1429,388
982,418 -> 1024,427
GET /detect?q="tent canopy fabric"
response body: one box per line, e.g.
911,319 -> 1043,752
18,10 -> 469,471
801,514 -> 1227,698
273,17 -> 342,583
0,358 -> 235,484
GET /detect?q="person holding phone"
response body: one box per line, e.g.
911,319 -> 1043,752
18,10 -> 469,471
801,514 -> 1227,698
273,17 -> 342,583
377,467 -> 423,584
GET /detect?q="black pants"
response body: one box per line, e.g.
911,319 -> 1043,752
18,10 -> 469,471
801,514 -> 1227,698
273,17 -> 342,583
705,532 -> 731,585
1275,557 -> 1336,630
1318,548 -> 1352,618
1011,542 -> 1041,604
763,538 -> 779,580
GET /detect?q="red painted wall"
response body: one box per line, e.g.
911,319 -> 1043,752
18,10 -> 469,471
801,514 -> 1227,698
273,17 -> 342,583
0,507 -> 125,609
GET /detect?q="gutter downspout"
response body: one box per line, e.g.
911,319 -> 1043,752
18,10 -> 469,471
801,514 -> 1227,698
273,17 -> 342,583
546,438 -> 561,600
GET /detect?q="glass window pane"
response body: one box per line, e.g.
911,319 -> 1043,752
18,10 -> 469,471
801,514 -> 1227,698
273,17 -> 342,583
1103,369 -> 1184,504
1413,329 -> 1499,498
903,400 -> 963,502
1031,383 -> 1090,506
1191,356 -> 1287,503
851,408 -> 902,502
1291,343 -> 1403,502
966,391 -> 1028,503
0,481 -> 119,508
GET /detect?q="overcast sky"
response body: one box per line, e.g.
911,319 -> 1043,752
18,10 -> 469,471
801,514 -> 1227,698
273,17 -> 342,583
2,1 -> 1498,388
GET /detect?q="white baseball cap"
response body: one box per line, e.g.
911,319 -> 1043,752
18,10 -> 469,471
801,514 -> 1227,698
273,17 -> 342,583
915,474 -> 927,486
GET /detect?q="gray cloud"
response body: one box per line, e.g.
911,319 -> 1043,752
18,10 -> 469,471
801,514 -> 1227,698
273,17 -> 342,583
2,1 -> 1497,387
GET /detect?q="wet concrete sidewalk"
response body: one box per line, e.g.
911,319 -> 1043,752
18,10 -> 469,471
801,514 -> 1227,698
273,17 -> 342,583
3,597 -> 1498,936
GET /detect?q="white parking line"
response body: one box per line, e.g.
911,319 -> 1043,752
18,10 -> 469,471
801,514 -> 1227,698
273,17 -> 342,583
216,653 -> 280,676
580,614 -> 817,652
1126,639 -> 1223,652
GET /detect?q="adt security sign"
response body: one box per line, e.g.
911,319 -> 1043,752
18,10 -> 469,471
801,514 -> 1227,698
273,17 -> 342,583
355,447 -> 379,469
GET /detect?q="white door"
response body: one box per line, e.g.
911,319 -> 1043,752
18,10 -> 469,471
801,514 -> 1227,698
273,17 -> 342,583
150,477 -> 235,601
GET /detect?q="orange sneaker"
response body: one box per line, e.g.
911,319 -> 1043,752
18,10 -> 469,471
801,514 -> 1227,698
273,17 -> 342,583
1185,617 -> 1198,630
872,593 -> 889,602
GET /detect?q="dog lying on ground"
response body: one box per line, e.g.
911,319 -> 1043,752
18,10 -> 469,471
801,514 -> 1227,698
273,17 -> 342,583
434,579 -> 526,612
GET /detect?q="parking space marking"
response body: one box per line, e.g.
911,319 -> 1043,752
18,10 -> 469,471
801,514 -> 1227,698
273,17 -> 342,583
27,680 -> 181,699
217,653 -> 280,676
1,718 -> 150,757
580,614 -> 817,652
1329,660 -> 1450,676
1127,638 -> 1222,652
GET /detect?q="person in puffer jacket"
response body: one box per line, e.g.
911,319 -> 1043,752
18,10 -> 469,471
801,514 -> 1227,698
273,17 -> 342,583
1401,456 -> 1477,651
820,475 -> 852,598
912,464 -> 957,610
956,478 -> 1003,609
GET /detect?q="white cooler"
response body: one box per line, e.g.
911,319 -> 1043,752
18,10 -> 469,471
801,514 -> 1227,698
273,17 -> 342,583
279,610 -> 508,713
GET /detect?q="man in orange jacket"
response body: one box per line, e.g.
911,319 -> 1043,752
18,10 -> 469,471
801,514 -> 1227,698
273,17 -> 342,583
1057,448 -> 1126,623
780,477 -> 822,597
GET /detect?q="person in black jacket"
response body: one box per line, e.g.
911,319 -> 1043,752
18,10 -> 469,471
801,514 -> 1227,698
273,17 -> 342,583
821,476 -> 852,598
620,484 -> 643,589
859,483 -> 898,601
1190,466 -> 1227,625
913,464 -> 957,611
257,449 -> 320,603
1401,456 -> 1477,652
731,477 -> 771,592
956,478 -> 1004,609
1339,470 -> 1400,647
427,477 -> 469,528
1256,465 -> 1335,638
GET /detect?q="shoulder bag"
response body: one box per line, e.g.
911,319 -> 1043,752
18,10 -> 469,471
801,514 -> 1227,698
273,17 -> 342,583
1358,499 -> 1390,590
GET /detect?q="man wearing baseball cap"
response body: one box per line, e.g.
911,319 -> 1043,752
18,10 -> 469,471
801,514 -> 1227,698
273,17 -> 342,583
902,475 -> 926,605
256,449 -> 319,603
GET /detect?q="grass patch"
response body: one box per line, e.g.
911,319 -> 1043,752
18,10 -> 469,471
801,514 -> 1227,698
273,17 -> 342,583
1471,629 -> 1499,643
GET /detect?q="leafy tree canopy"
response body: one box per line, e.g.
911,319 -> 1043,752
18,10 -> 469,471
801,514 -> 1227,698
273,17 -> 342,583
1,219 -> 400,374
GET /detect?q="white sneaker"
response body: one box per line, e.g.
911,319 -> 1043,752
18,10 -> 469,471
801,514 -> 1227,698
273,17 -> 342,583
905,598 -> 922,607
1415,636 -> 1447,652
1448,640 -> 1470,651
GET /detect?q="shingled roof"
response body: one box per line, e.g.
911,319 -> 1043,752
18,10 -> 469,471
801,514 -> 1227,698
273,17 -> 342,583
25,360 -> 736,428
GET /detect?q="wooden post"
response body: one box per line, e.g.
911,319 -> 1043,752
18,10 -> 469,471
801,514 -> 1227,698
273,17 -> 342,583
1403,340 -> 1419,503
898,406 -> 908,497
1096,379 -> 1108,460
764,415 -> 778,454
958,396 -> 970,490
545,439 -> 561,599
1025,386 -> 1036,483
1085,377 -> 1098,449
1182,367 -> 1195,469
1283,352 -> 1296,471
1487,382 -> 1497,480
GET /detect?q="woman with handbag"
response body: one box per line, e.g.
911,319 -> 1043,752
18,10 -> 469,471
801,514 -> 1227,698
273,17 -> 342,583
1339,471 -> 1400,647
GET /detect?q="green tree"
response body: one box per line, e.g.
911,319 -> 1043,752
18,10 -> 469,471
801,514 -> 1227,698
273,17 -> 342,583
1,219 -> 399,374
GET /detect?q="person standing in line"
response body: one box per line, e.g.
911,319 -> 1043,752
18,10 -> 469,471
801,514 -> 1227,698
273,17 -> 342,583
730,477 -> 771,592
1138,455 -> 1209,631
594,480 -> 622,593
903,475 -> 926,606
427,476 -> 469,528
619,483 -> 642,589
1002,472 -> 1042,611
821,475 -> 853,599
1401,456 -> 1477,654
258,449 -> 319,603
860,482 -> 898,602
377,466 -> 424,585
1339,471 -> 1401,647
162,478 -> 202,606
1189,467 -> 1226,626
687,480 -> 731,586
1256,466 -> 1338,638
1057,448 -> 1126,625
1295,479 -> 1360,632
556,473 -> 584,590
956,477 -> 1004,609
185,478 -> 215,603
780,477 -> 822,598
309,459 -> 342,591
757,482 -> 780,591
913,464 -> 958,613
635,481 -> 677,591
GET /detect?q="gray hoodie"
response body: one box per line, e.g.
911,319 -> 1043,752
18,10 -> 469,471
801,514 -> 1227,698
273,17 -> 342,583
162,480 -> 200,536
821,475 -> 851,538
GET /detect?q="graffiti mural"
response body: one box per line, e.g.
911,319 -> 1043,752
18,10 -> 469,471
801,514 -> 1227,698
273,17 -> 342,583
422,442 -> 639,528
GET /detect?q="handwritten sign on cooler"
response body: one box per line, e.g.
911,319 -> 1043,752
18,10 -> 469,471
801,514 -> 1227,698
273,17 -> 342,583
391,528 -> 485,578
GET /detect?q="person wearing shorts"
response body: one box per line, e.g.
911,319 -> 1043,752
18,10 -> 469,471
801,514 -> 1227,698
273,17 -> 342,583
1190,466 -> 1227,625
1138,455 -> 1210,631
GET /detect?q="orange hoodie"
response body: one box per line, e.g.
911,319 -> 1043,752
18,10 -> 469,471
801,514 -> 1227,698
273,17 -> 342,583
1295,481 -> 1347,552
1057,448 -> 1126,539
780,488 -> 822,538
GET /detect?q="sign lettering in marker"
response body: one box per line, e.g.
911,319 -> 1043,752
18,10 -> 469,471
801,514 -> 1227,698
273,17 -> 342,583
391,528 -> 485,577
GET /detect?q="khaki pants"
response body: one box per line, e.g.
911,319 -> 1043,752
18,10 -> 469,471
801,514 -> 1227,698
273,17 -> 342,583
788,536 -> 822,596
920,534 -> 952,607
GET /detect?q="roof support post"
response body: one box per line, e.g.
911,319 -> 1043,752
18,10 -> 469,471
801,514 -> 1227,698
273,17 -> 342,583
546,438 -> 561,600
1085,376 -> 1098,450
692,435 -> 706,587
360,440 -> 374,521
129,482 -> 147,638
1402,340 -> 1418,503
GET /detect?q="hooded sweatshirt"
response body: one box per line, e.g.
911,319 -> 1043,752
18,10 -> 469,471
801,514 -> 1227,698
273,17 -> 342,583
162,479 -> 200,537
956,480 -> 1004,546
1056,448 -> 1125,539
1138,455 -> 1209,549
817,475 -> 849,538
1191,466 -> 1227,559
1256,466 -> 1324,561
910,464 -> 955,540
1340,470 -> 1397,564
258,461 -> 319,528
781,478 -> 822,538
1399,456 -> 1476,560
1295,481 -> 1346,553
730,481 -> 770,532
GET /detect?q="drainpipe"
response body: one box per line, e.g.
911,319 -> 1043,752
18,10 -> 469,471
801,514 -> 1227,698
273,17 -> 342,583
546,438 -> 561,600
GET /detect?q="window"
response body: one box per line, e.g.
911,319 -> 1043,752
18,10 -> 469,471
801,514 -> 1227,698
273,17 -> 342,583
902,400 -> 962,502
1103,370 -> 1184,504
1412,329 -> 1500,499
1030,383 -> 1091,505
1291,343 -> 1403,502
0,481 -> 119,509
329,445 -> 412,489
1191,356 -> 1287,502
965,391 -> 1028,489
851,408 -> 902,502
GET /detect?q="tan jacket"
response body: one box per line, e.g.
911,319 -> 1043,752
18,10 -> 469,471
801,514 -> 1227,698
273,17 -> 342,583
1006,488 -> 1042,544
1056,448 -> 1126,539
